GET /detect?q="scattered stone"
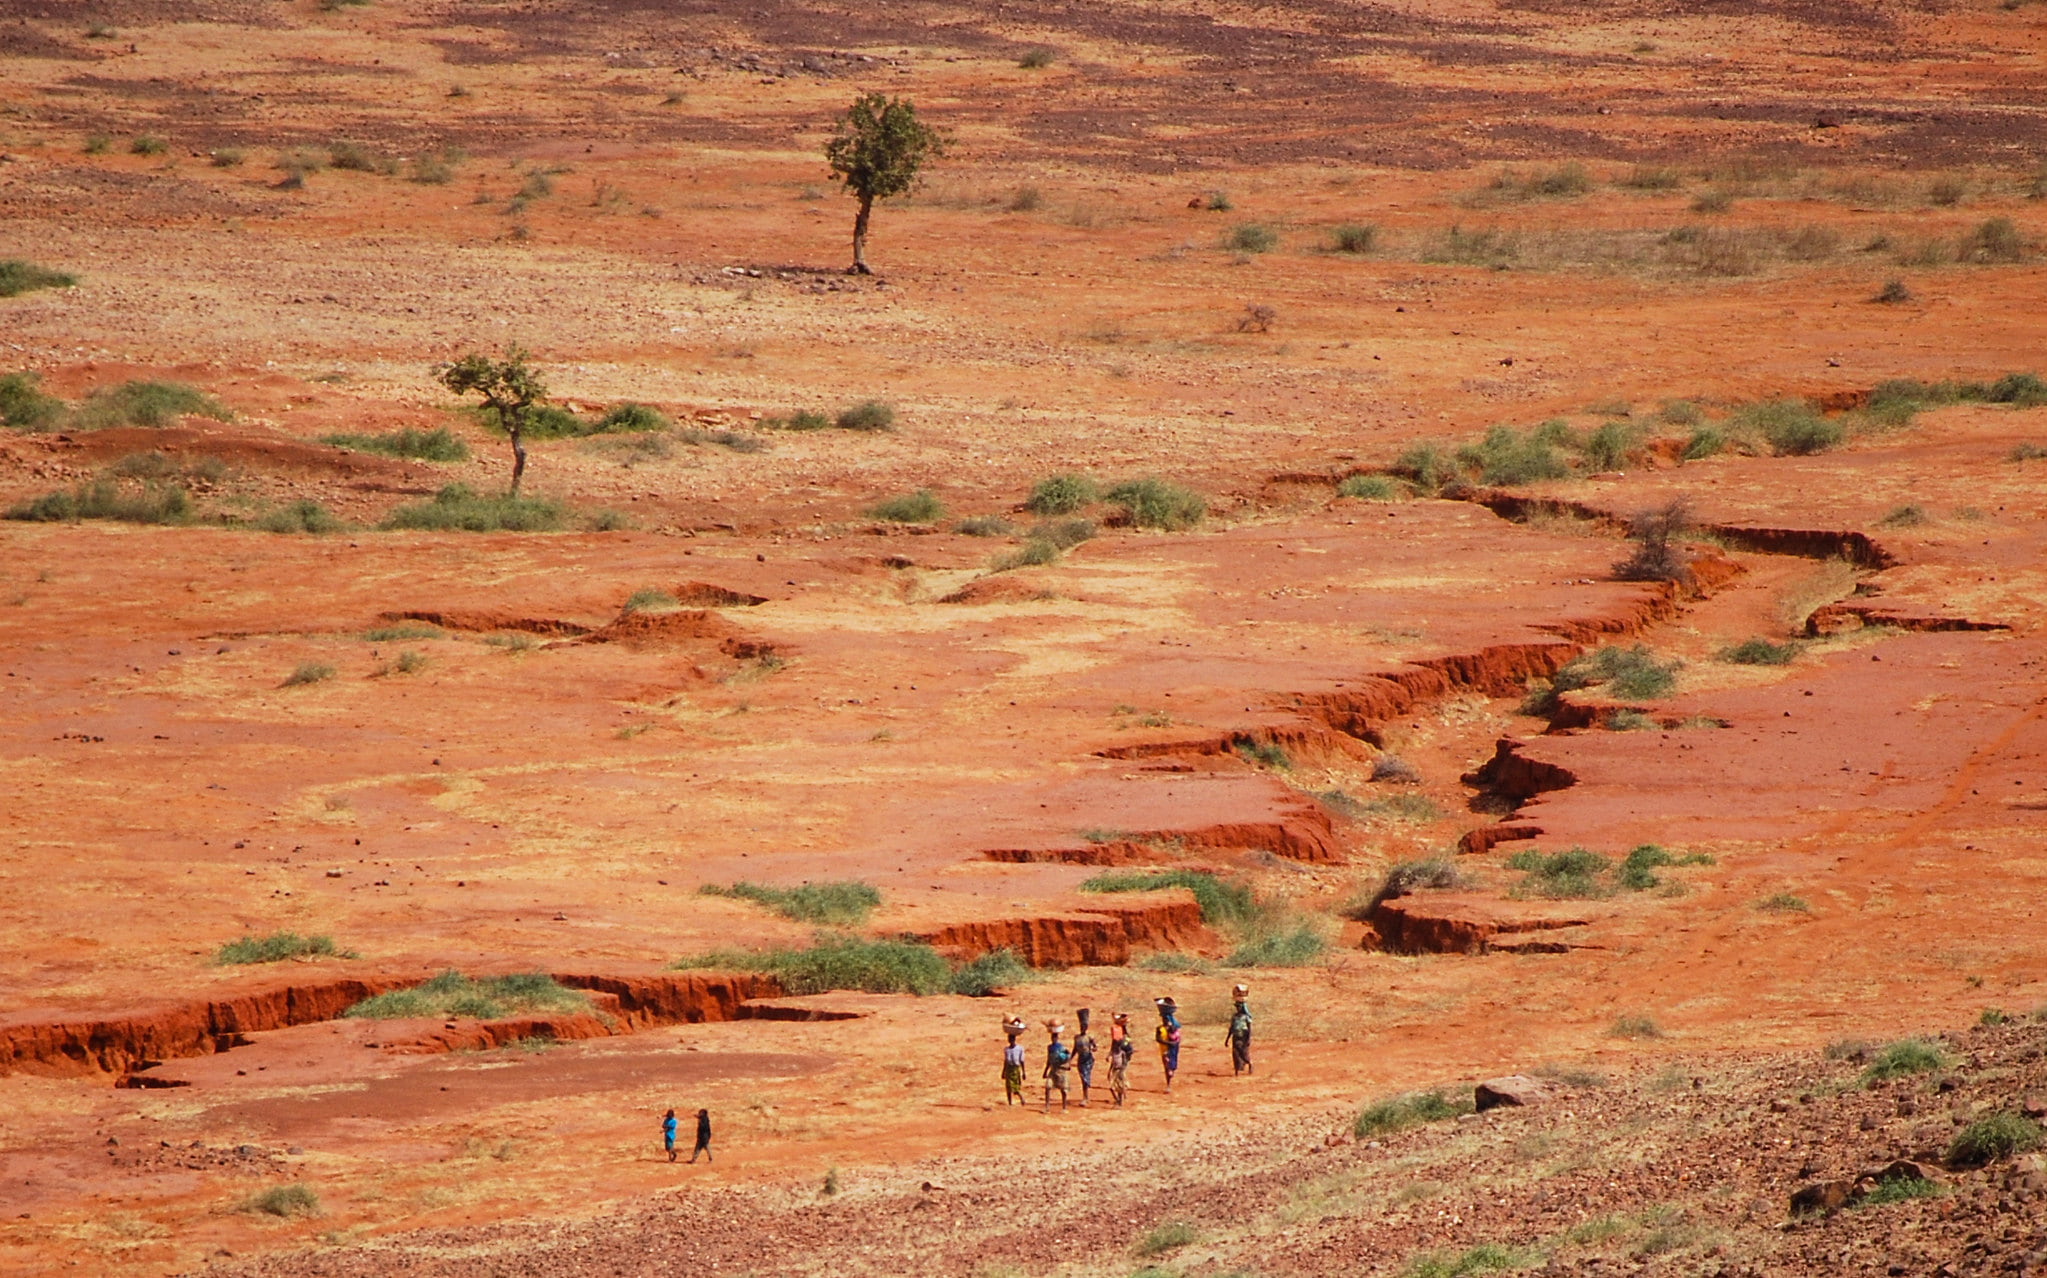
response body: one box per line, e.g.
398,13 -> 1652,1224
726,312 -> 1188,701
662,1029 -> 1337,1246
1790,1179 -> 1854,1216
1475,1075 -> 1552,1111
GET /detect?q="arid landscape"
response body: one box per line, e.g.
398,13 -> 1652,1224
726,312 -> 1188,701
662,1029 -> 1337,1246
3,0 -> 2046,1274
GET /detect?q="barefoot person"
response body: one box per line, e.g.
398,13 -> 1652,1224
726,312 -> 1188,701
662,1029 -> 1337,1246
688,1108 -> 713,1163
1042,1020 -> 1072,1113
1154,996 -> 1182,1093
1226,983 -> 1254,1077
1002,1015 -> 1028,1106
1071,1008 -> 1097,1108
1108,1011 -> 1134,1107
663,1108 -> 679,1162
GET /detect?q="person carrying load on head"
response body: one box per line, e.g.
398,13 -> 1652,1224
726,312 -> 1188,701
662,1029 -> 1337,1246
1071,1008 -> 1097,1108
1154,996 -> 1182,1093
1108,1010 -> 1134,1107
1042,1020 -> 1073,1113
1001,1015 -> 1028,1106
1225,982 -> 1253,1076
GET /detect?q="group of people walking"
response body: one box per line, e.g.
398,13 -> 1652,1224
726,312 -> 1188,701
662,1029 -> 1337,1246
1005,983 -> 1254,1112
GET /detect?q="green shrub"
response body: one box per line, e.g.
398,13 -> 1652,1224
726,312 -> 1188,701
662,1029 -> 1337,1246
0,261 -> 78,299
1721,637 -> 1800,665
992,537 -> 1061,572
1854,1177 -> 1947,1208
1681,426 -> 1726,460
1616,844 -> 1712,890
1610,1013 -> 1662,1038
217,931 -> 345,964
1136,1221 -> 1198,1256
870,488 -> 943,523
622,587 -> 678,613
1368,858 -> 1462,907
1402,1244 -> 1525,1278
593,402 -> 671,433
1364,794 -> 1443,824
1393,442 -> 1459,491
698,880 -> 881,926
1080,869 -> 1254,927
1225,223 -> 1278,253
1330,223 -> 1378,253
74,380 -> 230,429
321,426 -> 470,461
1491,162 -> 1589,199
770,409 -> 832,431
281,662 -> 335,687
0,371 -> 65,430
1233,738 -> 1291,770
1025,473 -> 1099,514
1508,846 -> 1612,899
1106,477 -> 1205,530
1226,920 -> 1327,967
1354,1089 -> 1470,1138
1581,420 -> 1643,471
1861,1037 -> 1949,1083
673,935 -> 953,996
957,515 -> 1015,537
1621,165 -> 1682,190
245,1185 -> 320,1218
344,970 -> 591,1020
257,499 -> 343,534
1524,645 -> 1678,714
1017,44 -> 1056,68
409,151 -> 459,184
949,948 -> 1030,996
328,139 -> 383,172
1962,216 -> 2025,263
1873,278 -> 1914,305
1757,892 -> 1811,913
1424,225 -> 1516,267
382,484 -> 565,532
1730,399 -> 1840,455
365,623 -> 441,642
130,134 -> 168,156
1457,424 -> 1570,485
1878,503 -> 1927,528
1947,1112 -> 2042,1167
1986,372 -> 2047,406
1337,473 -> 1399,500
6,479 -> 191,525
2013,443 -> 2047,461
1031,517 -> 1095,549
836,400 -> 896,431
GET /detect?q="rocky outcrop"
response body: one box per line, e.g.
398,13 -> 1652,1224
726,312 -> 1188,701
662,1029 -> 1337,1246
1458,824 -> 1543,856
1362,896 -> 1591,955
551,972 -> 783,1028
1461,738 -> 1578,804
910,899 -> 1209,967
673,582 -> 768,607
1806,602 -> 2009,636
380,610 -> 591,636
1475,1075 -> 1553,1111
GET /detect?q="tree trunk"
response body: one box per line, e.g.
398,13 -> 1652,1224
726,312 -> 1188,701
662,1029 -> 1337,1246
850,194 -> 874,275
509,423 -> 527,495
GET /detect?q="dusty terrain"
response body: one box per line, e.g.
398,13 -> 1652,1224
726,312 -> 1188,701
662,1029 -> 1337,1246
2,0 -> 2046,1273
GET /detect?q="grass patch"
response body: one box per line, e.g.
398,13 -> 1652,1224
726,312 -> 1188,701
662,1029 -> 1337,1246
244,1185 -> 320,1219
280,662 -> 336,687
0,260 -> 78,298
364,624 -> 440,642
74,380 -> 230,430
1224,223 -> 1278,253
870,488 -> 943,523
1232,737 -> 1291,770
321,426 -> 469,461
1757,892 -> 1811,913
1720,637 -> 1800,665
1423,225 -> 1517,267
836,400 -> 896,431
383,484 -> 565,532
958,515 -> 1015,537
1507,847 -> 1612,899
1330,223 -> 1378,253
1488,162 -> 1590,200
698,880 -> 881,927
1225,919 -> 1327,967
1402,1244 -> 1524,1278
1354,1089 -> 1472,1138
1861,1037 -> 1949,1083
1610,1013 -> 1663,1039
1365,794 -> 1443,824
1616,844 -> 1711,890
948,948 -> 1032,997
1947,1112 -> 2043,1166
1854,1177 -> 1948,1208
992,537 -> 1061,572
1337,473 -> 1400,500
7,479 -> 192,525
1733,399 -> 1843,455
622,587 -> 679,613
257,499 -> 344,534
767,409 -> 832,431
216,931 -> 347,964
673,935 -> 954,996
1017,44 -> 1056,68
1136,1221 -> 1199,1256
1878,503 -> 1928,527
1106,477 -> 1205,530
1080,869 -> 1254,928
593,402 -> 671,433
1457,422 -> 1572,485
0,371 -> 65,430
343,971 -> 591,1020
1025,473 -> 1099,514
1962,216 -> 2025,263
1523,645 -> 1679,715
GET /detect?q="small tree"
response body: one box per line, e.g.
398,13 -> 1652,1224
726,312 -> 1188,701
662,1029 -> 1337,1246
1614,498 -> 1694,586
437,347 -> 547,494
823,93 -> 944,275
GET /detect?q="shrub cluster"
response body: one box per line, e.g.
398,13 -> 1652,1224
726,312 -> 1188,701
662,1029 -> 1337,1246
698,880 -> 882,927
1522,645 -> 1679,715
344,971 -> 591,1020
7,479 -> 192,525
216,931 -> 348,964
1354,1089 -> 1471,1138
0,259 -> 78,297
322,426 -> 470,461
383,484 -> 565,532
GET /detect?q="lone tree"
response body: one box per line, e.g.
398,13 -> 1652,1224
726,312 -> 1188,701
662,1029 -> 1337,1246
823,92 -> 944,275
437,347 -> 547,494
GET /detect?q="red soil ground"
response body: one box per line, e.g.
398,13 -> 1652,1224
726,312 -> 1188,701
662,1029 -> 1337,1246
2,0 -> 2045,1273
